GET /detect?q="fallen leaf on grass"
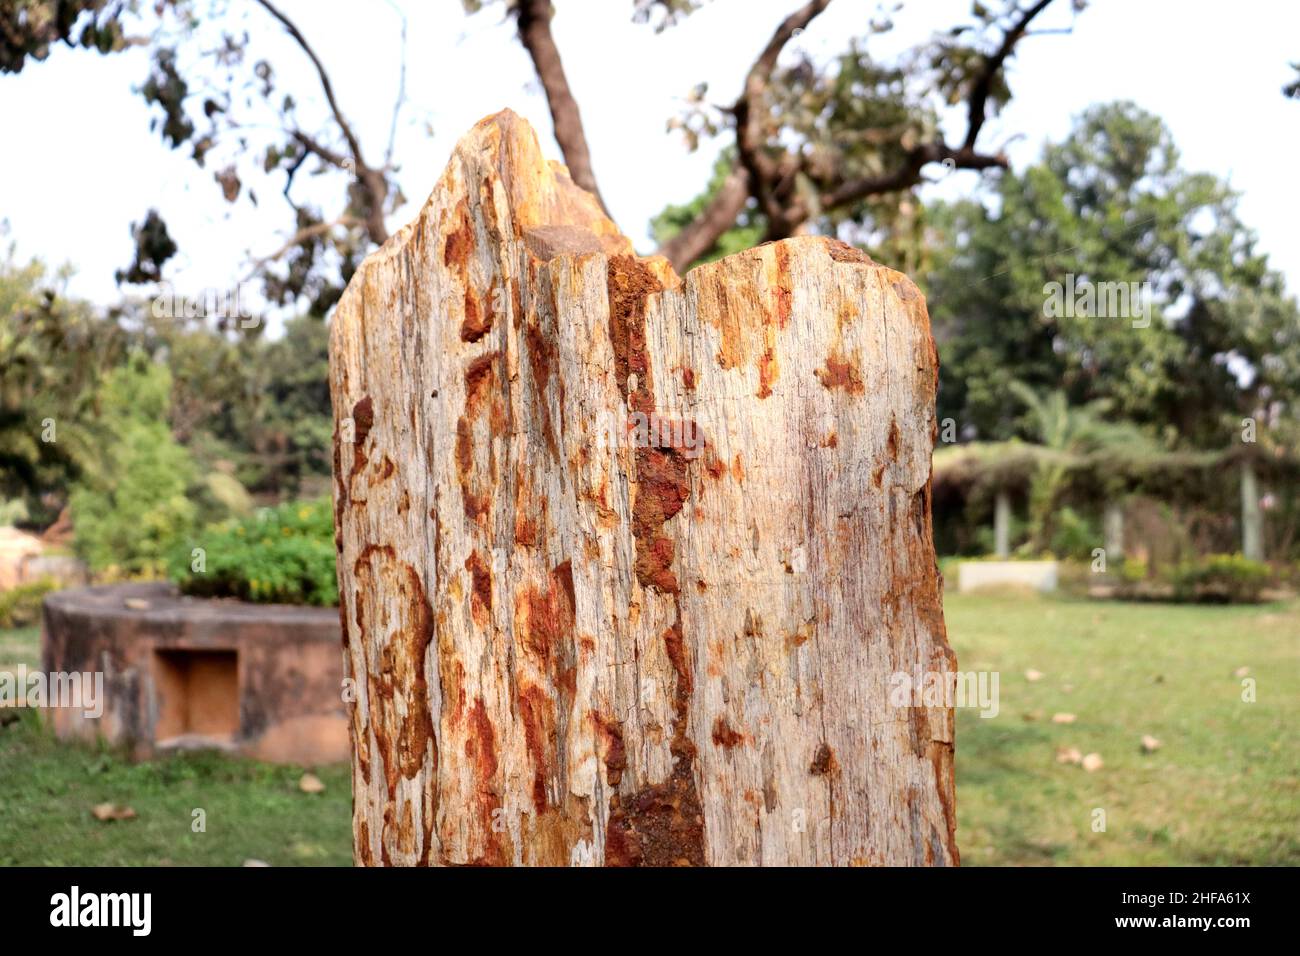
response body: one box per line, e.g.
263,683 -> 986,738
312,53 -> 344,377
1233,666 -> 1250,678
1055,747 -> 1083,765
1140,734 -> 1162,753
91,803 -> 136,822
298,772 -> 325,794
1081,753 -> 1104,772
1051,712 -> 1076,724
1025,669 -> 1043,682
242,859 -> 271,867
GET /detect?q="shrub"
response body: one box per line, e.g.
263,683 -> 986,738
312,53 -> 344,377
1169,554 -> 1271,604
1117,557 -> 1149,585
169,498 -> 337,606
1049,507 -> 1099,560
0,578 -> 57,628
70,356 -> 198,577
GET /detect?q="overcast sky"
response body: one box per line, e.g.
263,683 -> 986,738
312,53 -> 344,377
1,0 -> 1297,322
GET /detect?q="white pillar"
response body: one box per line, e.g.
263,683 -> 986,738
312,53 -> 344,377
994,490 -> 1011,559
1241,461 -> 1263,561
1103,502 -> 1124,561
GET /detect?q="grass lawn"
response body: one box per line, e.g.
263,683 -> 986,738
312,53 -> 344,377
949,591 -> 1299,866
0,592 -> 1295,866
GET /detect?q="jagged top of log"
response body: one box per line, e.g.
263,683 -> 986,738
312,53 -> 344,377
337,109 -> 923,321
348,109 -> 631,273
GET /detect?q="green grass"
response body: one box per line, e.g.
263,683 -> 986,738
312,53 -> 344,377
1,593 -> 1296,866
0,621 -> 351,865
948,591 -> 1299,866
0,625 -> 40,669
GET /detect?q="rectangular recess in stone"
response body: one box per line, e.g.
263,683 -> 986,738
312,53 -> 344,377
153,648 -> 240,743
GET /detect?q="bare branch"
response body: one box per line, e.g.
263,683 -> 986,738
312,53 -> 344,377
243,215 -> 362,283
822,146 -> 1005,211
255,0 -> 389,244
516,0 -> 610,216
255,0 -> 364,164
290,129 -> 349,170
962,0 -> 1055,151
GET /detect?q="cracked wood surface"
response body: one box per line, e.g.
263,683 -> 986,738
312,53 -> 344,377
329,109 -> 957,866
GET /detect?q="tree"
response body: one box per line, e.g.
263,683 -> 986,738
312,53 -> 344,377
0,247 -> 124,524
495,0 -> 1083,271
4,0 -> 1082,295
926,101 -> 1300,447
69,354 -> 198,576
1006,383 -> 1152,549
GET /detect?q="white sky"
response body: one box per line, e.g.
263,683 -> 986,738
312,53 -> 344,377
1,0 -> 1297,323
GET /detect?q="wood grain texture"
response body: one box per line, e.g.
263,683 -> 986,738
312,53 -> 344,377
330,110 -> 957,866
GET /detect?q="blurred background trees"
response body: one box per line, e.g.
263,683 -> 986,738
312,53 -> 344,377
1,0 -> 1297,578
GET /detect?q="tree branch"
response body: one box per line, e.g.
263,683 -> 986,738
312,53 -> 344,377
243,215 -> 361,283
516,0 -> 610,216
656,167 -> 751,273
663,0 -> 1064,263
734,0 -> 833,232
827,0 -> 1058,212
822,145 -> 1005,211
383,0 -> 409,169
654,0 -> 831,267
255,0 -> 389,244
962,0 -> 1055,151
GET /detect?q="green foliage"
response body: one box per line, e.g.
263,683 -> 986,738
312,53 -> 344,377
169,497 -> 336,606
69,355 -> 198,577
1170,554 -> 1272,604
0,578 -> 57,628
142,311 -> 331,499
0,249 -> 124,523
1117,557 -> 1149,585
1049,506 -> 1098,560
0,0 -> 132,74
233,314 -> 333,495
1006,383 -> 1157,548
927,102 -> 1300,447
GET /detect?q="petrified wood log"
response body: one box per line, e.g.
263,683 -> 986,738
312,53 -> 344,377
329,110 -> 957,866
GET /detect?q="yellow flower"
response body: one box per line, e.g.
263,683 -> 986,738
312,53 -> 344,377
298,507 -> 311,520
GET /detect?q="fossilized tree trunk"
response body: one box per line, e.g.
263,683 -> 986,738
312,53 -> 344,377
329,110 -> 957,867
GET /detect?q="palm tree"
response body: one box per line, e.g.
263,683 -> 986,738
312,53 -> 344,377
1007,383 -> 1156,550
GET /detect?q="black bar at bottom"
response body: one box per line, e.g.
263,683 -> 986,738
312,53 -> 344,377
0,865 -> 1282,942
